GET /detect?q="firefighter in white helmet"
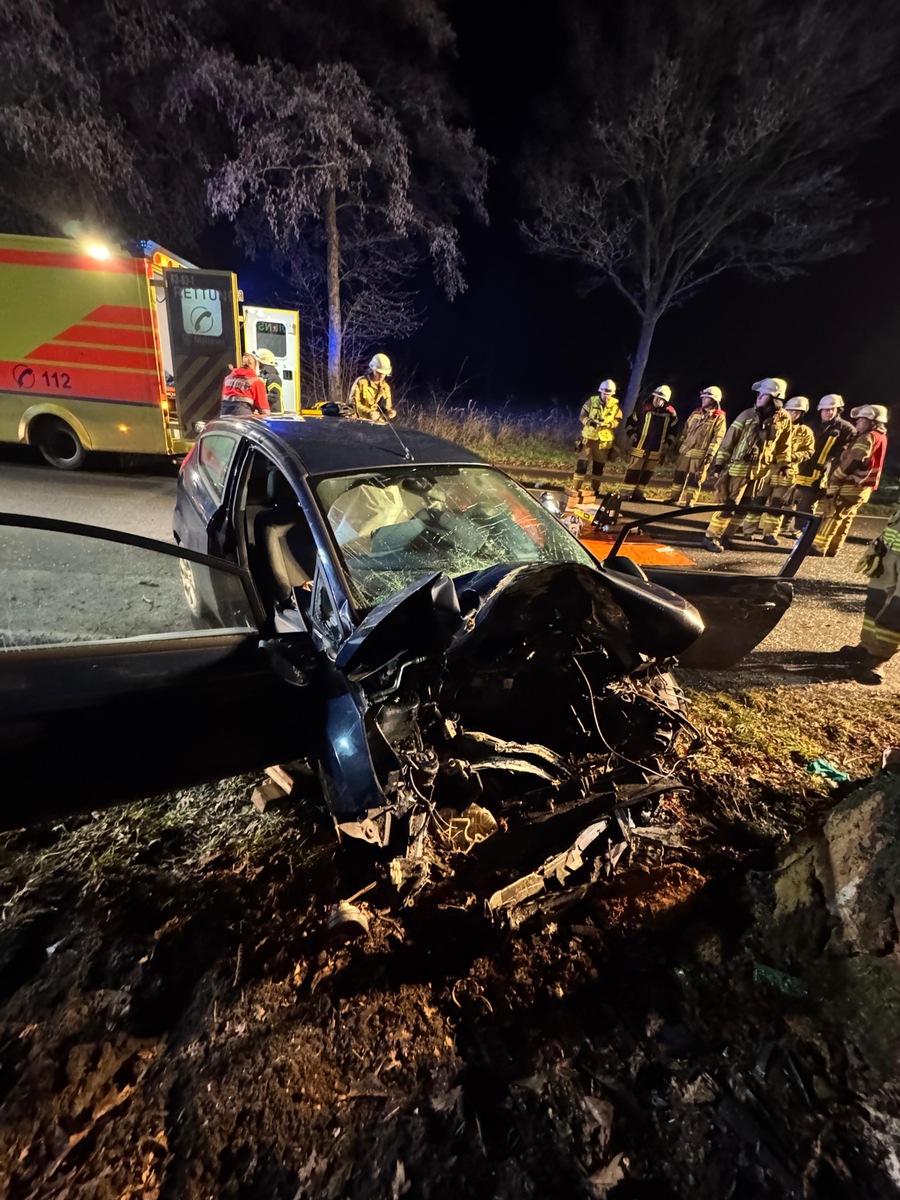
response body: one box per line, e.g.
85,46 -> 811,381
666,386 -> 726,506
569,378 -> 622,500
738,396 -> 815,544
623,384 -> 678,501
789,395 -> 855,532
811,404 -> 889,556
702,377 -> 792,552
348,353 -> 397,422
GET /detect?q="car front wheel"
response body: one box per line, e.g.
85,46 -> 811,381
179,557 -> 212,626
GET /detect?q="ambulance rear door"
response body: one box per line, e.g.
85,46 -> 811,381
164,269 -> 241,435
243,306 -> 301,413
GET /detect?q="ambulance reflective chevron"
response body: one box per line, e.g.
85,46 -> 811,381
0,234 -> 243,468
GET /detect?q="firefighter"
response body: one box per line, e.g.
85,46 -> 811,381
790,395 -> 856,532
623,384 -> 678,501
666,386 -> 726,506
739,396 -> 815,544
837,500 -> 900,684
219,353 -> 269,418
569,378 -> 622,500
348,353 -> 396,423
701,377 -> 792,553
810,404 -> 888,557
254,348 -> 283,415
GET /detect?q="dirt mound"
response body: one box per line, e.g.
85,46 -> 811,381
1,687 -> 900,1199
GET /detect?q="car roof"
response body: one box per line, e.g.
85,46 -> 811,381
212,416 -> 487,476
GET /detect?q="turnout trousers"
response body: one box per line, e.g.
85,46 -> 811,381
812,487 -> 871,556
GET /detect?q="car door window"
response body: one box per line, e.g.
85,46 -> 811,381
198,433 -> 238,501
0,520 -> 257,651
238,451 -> 319,618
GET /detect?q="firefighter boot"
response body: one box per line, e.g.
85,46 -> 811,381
624,468 -> 644,501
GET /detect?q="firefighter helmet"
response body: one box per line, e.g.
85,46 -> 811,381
369,353 -> 392,376
700,386 -> 722,403
652,384 -> 672,401
254,347 -> 277,365
752,377 -> 787,400
784,396 -> 809,413
851,404 -> 888,424
817,394 -> 844,410
599,378 -> 616,394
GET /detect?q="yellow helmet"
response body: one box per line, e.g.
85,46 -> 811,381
369,353 -> 392,376
700,386 -> 722,403
652,384 -> 672,401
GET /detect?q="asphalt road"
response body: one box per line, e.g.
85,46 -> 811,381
0,455 -> 177,543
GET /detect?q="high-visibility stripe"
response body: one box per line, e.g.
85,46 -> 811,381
25,342 -> 158,373
87,304 -> 153,328
61,323 -> 155,350
0,249 -> 142,274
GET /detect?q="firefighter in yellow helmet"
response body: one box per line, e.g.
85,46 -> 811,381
623,384 -> 678,501
569,378 -> 622,500
254,347 -> 284,415
666,386 -> 726,506
811,404 -> 888,557
738,395 -> 815,544
837,498 -> 900,684
702,377 -> 792,553
348,353 -> 397,423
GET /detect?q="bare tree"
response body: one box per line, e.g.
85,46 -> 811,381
523,0 -> 900,417
168,2 -> 487,406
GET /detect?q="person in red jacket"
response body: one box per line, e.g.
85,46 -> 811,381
219,354 -> 270,418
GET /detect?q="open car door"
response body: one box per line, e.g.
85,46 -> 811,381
0,514 -> 320,829
604,503 -> 822,669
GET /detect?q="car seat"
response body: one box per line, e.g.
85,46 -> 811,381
253,470 -> 317,612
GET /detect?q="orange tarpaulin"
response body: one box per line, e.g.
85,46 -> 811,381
570,503 -> 696,568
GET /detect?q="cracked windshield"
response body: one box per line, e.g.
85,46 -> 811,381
314,465 -> 596,606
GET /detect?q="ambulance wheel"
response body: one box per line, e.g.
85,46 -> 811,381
33,417 -> 87,471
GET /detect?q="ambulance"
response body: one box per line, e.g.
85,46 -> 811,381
0,233 -> 303,469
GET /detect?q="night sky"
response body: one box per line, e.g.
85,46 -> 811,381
401,1 -> 900,418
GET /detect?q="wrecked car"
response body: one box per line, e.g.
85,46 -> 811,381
2,419 -> 709,879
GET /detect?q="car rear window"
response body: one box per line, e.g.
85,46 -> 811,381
198,433 -> 238,499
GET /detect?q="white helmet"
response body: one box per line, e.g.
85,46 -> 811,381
598,378 -> 616,394
817,394 -> 844,410
700,385 -> 722,403
369,353 -> 392,376
851,404 -> 888,424
752,377 -> 787,400
652,384 -> 672,401
784,396 -> 809,413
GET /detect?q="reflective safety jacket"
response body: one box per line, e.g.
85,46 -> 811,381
676,406 -> 726,463
626,401 -> 678,456
794,415 -> 855,488
579,393 -> 622,445
766,422 -> 815,488
348,375 -> 395,423
259,363 -> 283,415
713,406 -> 792,480
830,428 -> 888,495
220,366 -> 269,414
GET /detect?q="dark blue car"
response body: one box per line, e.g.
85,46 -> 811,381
0,416 -> 806,867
